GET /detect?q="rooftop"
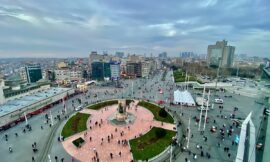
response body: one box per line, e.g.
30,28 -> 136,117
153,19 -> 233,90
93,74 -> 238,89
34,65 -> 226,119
0,87 -> 71,117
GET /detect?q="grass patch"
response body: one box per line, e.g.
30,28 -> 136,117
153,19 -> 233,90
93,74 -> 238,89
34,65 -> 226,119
138,101 -> 174,123
173,69 -> 203,84
72,137 -> 85,148
87,100 -> 118,110
129,127 -> 176,161
61,113 -> 90,138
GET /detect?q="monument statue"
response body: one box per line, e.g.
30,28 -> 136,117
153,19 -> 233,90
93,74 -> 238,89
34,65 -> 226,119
108,99 -> 136,125
116,100 -> 127,121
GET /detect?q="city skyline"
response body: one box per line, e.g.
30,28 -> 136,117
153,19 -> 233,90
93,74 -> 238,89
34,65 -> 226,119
0,0 -> 269,58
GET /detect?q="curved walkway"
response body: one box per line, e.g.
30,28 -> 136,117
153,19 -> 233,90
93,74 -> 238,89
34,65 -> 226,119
62,101 -> 175,162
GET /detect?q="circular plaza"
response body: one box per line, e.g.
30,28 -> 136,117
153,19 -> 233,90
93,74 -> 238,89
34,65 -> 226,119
61,99 -> 176,162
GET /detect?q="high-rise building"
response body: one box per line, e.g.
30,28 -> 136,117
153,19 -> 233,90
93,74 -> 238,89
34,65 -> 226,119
110,62 -> 120,80
128,54 -> 140,62
180,52 -> 194,59
91,62 -> 111,80
126,62 -> 142,78
141,61 -> 151,78
207,40 -> 235,68
158,52 -> 167,60
25,64 -> 42,83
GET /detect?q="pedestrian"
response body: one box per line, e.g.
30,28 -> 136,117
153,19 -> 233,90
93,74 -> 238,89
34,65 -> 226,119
228,153 -> 231,158
201,151 -> 204,157
32,156 -> 35,162
193,154 -> 197,160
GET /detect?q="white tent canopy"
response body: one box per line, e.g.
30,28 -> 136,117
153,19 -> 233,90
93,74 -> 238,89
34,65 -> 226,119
173,90 -> 195,106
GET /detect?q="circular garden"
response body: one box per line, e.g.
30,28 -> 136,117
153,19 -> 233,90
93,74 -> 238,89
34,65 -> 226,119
61,99 -> 176,161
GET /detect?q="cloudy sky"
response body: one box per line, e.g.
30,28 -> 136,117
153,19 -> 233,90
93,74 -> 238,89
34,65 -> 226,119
0,0 -> 269,58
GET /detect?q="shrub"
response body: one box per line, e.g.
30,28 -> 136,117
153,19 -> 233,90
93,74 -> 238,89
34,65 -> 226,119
158,108 -> 168,118
72,137 -> 85,148
155,128 -> 167,138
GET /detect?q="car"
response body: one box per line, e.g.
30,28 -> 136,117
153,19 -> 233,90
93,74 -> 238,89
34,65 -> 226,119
214,98 -> 224,104
75,105 -> 83,111
197,106 -> 211,111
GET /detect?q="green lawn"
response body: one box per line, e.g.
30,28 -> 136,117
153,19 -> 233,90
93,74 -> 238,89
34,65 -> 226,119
61,113 -> 90,138
87,100 -> 118,110
138,101 -> 174,123
173,69 -> 203,83
129,127 -> 176,161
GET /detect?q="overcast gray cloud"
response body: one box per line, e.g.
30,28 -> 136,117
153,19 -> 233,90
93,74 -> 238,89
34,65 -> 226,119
0,0 -> 269,57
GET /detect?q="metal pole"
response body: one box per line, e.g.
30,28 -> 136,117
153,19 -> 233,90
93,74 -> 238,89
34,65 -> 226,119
24,112 -> 28,125
50,110 -> 53,126
63,98 -> 67,113
132,81 -> 134,98
170,144 -> 173,162
215,58 -> 221,92
180,103 -> 183,116
48,154 -> 51,162
187,117 -> 191,149
203,90 -> 210,131
198,86 -> 205,131
187,75 -> 189,91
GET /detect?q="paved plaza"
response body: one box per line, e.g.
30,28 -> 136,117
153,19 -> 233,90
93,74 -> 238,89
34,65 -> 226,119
0,70 -> 268,162
62,100 -> 175,162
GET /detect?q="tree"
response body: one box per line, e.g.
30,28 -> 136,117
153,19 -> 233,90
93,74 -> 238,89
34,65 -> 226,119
155,128 -> 167,138
158,108 -> 168,118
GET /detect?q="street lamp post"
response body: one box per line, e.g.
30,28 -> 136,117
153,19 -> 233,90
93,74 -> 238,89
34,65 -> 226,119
187,116 -> 191,149
50,110 -> 53,126
215,58 -> 221,93
132,81 -> 134,98
203,90 -> 210,131
24,112 -> 28,125
198,85 -> 206,131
